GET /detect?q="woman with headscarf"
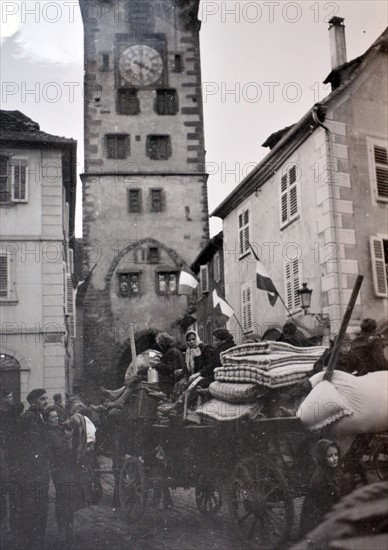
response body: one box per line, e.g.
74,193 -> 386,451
183,330 -> 216,388
154,332 -> 185,397
299,439 -> 352,538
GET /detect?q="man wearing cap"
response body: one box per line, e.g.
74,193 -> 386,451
10,388 -> 50,549
351,318 -> 388,376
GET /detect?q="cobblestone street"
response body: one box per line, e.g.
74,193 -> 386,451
39,457 -> 303,550
44,458 -> 244,550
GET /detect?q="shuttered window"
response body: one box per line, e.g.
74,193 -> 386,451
106,134 -> 130,159
241,283 -> 253,333
280,164 -> 299,227
213,251 -> 221,282
128,189 -> 142,212
0,254 -> 9,298
200,265 -> 209,294
64,267 -> 75,338
370,141 -> 388,201
155,89 -> 178,115
284,258 -> 301,311
0,157 -> 28,203
238,207 -> 250,258
370,236 -> 388,297
117,89 -> 140,115
150,188 -> 164,212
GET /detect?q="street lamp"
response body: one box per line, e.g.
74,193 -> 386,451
297,282 -> 330,328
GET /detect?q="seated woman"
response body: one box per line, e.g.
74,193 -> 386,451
183,330 -> 216,389
212,328 -> 236,370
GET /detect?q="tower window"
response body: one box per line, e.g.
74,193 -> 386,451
157,272 -> 178,295
173,54 -> 183,73
127,189 -> 142,213
155,89 -> 178,115
106,134 -> 130,159
119,273 -> 140,297
102,53 -> 110,71
150,188 -> 163,212
148,247 -> 160,263
117,88 -> 140,115
146,135 -> 171,160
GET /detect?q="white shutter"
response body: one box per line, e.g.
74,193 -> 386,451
370,236 -> 388,297
66,273 -> 76,338
285,262 -> 292,310
238,208 -> 250,257
238,212 -> 244,256
200,265 -> 209,294
11,159 -> 28,202
284,259 -> 301,310
280,165 -> 299,225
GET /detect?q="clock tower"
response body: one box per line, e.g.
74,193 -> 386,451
79,0 -> 209,389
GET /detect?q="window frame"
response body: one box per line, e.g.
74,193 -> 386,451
148,247 -> 160,264
127,188 -> 142,213
155,89 -> 178,115
213,251 -> 221,282
118,272 -> 141,298
367,137 -> 388,203
280,163 -> 299,228
150,188 -> 163,212
237,205 -> 250,259
241,282 -> 253,334
146,135 -> 171,160
0,156 -> 28,204
106,134 -> 130,159
284,257 -> 302,313
200,265 -> 209,294
117,88 -> 140,116
156,271 -> 178,295
370,235 -> 388,297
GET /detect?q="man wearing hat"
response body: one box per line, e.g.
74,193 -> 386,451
10,388 -> 50,549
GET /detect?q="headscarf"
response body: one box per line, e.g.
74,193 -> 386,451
185,330 -> 202,374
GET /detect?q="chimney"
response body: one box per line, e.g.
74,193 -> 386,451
328,16 -> 347,70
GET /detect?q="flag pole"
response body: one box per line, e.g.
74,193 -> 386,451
211,275 -> 246,335
248,242 -> 295,320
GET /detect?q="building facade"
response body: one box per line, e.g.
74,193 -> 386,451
79,0 -> 209,387
0,110 -> 76,402
187,232 -> 230,344
212,21 -> 388,344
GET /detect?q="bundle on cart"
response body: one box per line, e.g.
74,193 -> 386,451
196,341 -> 326,422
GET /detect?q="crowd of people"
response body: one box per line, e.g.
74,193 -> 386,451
0,318 -> 386,546
0,388 -> 100,548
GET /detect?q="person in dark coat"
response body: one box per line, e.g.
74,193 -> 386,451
11,388 -> 50,549
351,318 -> 388,375
313,333 -> 361,375
212,328 -> 236,370
184,330 -> 216,387
154,332 -> 185,397
299,439 -> 351,538
46,406 -> 82,542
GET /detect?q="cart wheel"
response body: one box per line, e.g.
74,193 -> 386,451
227,456 -> 293,550
371,436 -> 388,480
195,478 -> 223,517
119,456 -> 146,520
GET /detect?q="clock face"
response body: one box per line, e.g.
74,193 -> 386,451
119,44 -> 164,86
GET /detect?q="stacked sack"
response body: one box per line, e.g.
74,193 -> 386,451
196,341 -> 326,422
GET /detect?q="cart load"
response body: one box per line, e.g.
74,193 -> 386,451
196,341 -> 326,422
297,369 -> 388,453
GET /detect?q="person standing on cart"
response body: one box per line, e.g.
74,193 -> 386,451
154,332 -> 185,397
351,318 -> 388,375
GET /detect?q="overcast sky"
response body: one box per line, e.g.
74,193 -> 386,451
1,1 -> 387,236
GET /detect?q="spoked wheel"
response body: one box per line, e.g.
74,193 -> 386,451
119,456 -> 146,521
228,456 -> 293,550
195,477 -> 223,517
371,436 -> 388,480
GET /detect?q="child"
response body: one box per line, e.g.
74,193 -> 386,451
299,439 -> 351,538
